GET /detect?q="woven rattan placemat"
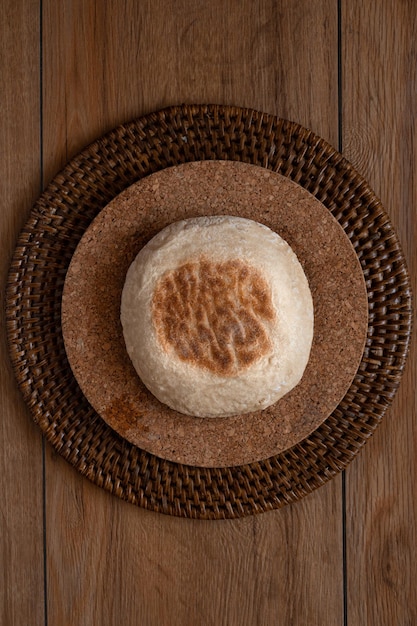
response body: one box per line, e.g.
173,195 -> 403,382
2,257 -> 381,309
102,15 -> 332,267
6,104 -> 412,519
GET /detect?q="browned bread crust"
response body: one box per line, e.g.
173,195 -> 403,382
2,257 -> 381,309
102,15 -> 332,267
152,257 -> 274,376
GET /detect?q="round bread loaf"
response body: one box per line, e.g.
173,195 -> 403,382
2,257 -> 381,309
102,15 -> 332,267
120,216 -> 314,417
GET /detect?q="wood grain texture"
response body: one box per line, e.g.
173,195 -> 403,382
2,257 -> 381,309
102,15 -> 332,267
46,470 -> 342,626
342,2 -> 417,625
4,1 -> 415,625
42,0 -> 339,187
0,1 -> 44,625
42,2 -> 343,625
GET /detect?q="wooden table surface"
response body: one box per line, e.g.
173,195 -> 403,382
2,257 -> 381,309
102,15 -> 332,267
1,2 -> 416,625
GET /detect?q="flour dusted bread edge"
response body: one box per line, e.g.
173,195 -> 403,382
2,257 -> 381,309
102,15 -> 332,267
121,216 -> 314,417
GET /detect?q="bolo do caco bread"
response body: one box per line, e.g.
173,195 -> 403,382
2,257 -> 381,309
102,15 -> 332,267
120,216 -> 314,417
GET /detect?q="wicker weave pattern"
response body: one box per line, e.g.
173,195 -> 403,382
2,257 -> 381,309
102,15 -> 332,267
6,104 -> 412,519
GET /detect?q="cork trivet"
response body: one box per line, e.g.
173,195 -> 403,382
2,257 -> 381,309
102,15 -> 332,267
62,160 -> 368,467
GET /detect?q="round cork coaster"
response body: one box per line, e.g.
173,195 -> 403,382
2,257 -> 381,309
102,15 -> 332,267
62,160 -> 368,467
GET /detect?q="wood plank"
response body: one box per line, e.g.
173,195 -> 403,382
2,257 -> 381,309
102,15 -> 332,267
46,473 -> 343,625
42,0 -> 339,182
43,2 -> 343,624
342,2 -> 417,624
0,1 -> 45,625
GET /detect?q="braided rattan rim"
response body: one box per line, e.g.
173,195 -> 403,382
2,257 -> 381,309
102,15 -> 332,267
6,104 -> 412,519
